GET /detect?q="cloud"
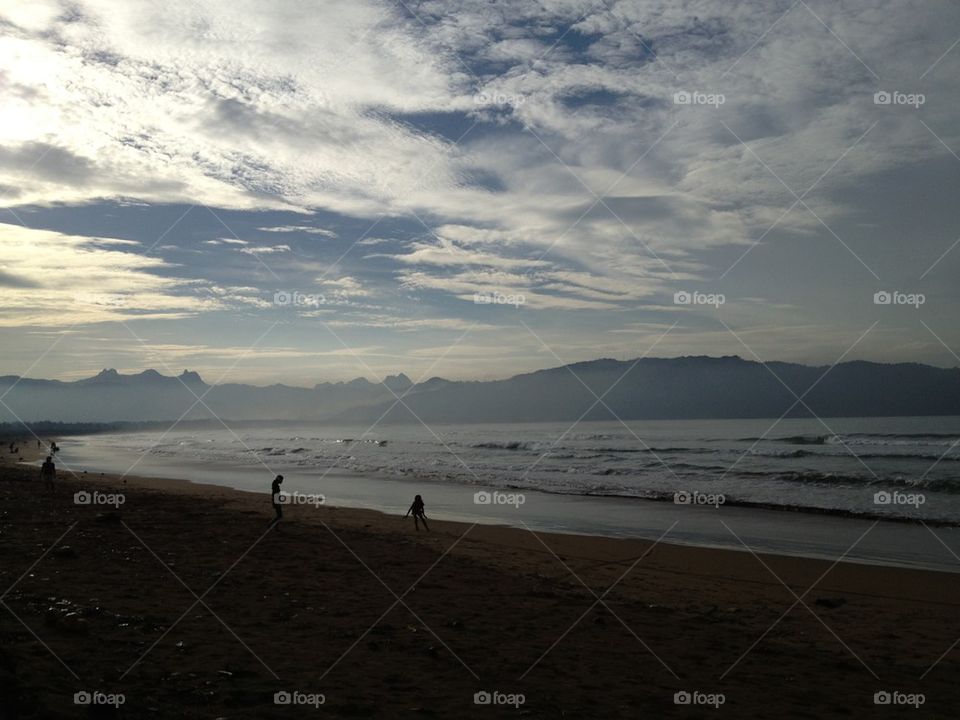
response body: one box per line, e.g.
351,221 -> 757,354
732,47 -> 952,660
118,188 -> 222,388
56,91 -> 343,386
397,268 -> 632,311
4,0 -> 957,268
0,268 -> 41,289
315,276 -> 370,297
259,225 -> 337,237
203,238 -> 249,246
0,142 -> 95,184
378,236 -> 550,269
0,0 -> 465,211
0,223 -> 221,326
239,244 -> 291,255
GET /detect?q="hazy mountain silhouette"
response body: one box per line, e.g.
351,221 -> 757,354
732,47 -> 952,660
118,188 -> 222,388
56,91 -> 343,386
1,356 -> 958,424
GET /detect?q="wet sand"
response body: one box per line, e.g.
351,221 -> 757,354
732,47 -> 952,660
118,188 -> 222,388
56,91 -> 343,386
1,443 -> 960,718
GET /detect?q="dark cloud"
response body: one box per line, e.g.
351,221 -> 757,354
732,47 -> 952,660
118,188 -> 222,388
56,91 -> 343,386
0,269 -> 40,289
0,142 -> 95,184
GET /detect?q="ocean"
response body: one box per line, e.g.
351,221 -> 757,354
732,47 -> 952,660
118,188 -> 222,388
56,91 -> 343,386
57,417 -> 960,522
52,417 -> 960,571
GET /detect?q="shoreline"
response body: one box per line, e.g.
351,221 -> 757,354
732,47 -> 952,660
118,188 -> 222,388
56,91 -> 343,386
31,454 -> 960,530
12,438 -> 960,573
41,427 -> 960,528
9,461 -> 960,606
8,447 -> 960,585
104,468 -> 960,575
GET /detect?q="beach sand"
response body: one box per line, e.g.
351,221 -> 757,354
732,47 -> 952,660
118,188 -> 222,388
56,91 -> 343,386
1,442 -> 959,718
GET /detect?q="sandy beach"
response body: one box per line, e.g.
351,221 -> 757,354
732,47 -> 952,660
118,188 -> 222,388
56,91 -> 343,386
2,443 -> 959,718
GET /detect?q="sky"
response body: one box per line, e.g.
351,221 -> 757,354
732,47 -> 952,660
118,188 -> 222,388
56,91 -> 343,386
1,0 -> 959,385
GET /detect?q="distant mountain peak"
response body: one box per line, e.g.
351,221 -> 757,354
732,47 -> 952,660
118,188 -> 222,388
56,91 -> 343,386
179,370 -> 204,384
383,372 -> 412,390
343,377 -> 374,388
81,368 -> 122,384
82,368 -> 203,386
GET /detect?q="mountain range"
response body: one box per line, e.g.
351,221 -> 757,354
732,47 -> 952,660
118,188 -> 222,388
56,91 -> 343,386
1,356 -> 959,425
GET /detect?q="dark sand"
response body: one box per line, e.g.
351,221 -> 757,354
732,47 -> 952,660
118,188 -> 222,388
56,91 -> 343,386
2,444 -> 959,718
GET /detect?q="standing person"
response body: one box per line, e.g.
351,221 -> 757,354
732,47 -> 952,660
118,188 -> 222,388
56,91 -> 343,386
271,474 -> 284,528
40,456 -> 56,493
404,494 -> 429,532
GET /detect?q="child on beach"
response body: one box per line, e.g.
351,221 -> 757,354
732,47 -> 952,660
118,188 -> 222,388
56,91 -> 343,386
40,456 -> 56,492
271,474 -> 284,528
405,494 -> 429,532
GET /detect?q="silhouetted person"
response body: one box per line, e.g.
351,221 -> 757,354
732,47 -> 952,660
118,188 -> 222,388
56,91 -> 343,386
271,474 -> 284,528
40,456 -> 56,492
405,494 -> 429,532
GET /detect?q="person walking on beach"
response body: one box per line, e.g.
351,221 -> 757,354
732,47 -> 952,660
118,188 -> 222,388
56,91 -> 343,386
405,494 -> 429,532
271,474 -> 284,528
40,456 -> 56,493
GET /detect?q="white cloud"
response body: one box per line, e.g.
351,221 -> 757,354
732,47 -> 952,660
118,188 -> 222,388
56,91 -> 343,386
0,223 -> 220,326
0,0 -> 466,212
259,225 -> 338,237
239,244 -> 291,255
204,238 -> 249,246
377,235 -> 551,269
4,0 -> 957,268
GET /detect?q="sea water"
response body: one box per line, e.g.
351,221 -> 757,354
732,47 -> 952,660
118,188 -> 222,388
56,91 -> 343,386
52,417 -> 960,571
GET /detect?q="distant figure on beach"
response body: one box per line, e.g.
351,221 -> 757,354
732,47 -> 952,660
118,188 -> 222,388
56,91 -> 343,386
40,456 -> 56,492
405,494 -> 429,532
271,474 -> 284,528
